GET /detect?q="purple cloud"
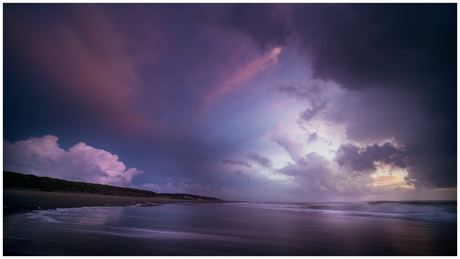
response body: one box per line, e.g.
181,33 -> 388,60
4,135 -> 143,187
195,3 -> 293,50
336,142 -> 407,174
235,170 -> 252,185
299,102 -> 327,122
245,151 -> 273,169
221,158 -> 251,168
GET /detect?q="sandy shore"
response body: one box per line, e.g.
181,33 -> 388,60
3,189 -> 226,214
4,199 -> 456,256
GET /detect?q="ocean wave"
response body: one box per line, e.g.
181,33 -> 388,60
226,200 -> 457,224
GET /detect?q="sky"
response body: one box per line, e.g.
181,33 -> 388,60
3,3 -> 457,202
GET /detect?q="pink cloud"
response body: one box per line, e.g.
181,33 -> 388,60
3,135 -> 143,186
201,47 -> 282,110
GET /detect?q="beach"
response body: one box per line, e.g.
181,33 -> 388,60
3,199 -> 457,256
3,189 -> 224,214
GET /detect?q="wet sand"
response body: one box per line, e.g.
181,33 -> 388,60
3,202 -> 457,256
3,189 -> 225,214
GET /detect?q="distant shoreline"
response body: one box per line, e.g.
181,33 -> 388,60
3,171 -> 226,215
3,189 -> 227,215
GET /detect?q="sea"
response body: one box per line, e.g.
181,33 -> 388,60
3,200 -> 457,256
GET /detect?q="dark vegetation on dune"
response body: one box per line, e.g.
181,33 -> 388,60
3,171 -> 220,200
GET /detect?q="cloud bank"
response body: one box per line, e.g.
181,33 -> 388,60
216,3 -> 456,190
4,135 -> 143,187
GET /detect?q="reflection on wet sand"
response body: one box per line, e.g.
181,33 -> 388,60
3,203 -> 457,256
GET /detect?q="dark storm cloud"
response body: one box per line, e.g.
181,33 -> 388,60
195,3 -> 292,50
208,3 -> 453,89
339,87 -> 417,143
219,3 -> 456,189
404,141 -> 457,189
336,143 -> 407,173
336,145 -> 375,173
291,4 -> 456,91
